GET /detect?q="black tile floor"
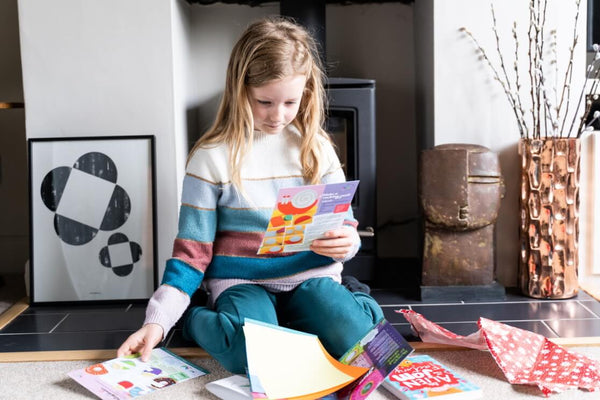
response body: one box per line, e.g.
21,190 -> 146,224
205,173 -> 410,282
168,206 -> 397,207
1,287 -> 600,354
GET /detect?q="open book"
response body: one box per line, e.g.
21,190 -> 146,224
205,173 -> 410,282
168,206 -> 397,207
241,318 -> 413,400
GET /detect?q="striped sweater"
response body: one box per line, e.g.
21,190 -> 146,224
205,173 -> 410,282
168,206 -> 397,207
144,125 -> 360,335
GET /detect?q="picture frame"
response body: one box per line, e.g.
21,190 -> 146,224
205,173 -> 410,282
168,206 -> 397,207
28,135 -> 158,304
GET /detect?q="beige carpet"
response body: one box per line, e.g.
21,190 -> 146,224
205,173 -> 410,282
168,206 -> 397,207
2,349 -> 600,399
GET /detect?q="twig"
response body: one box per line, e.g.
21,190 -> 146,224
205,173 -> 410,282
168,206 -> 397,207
560,0 -> 581,136
492,5 -> 528,135
460,27 -> 526,137
512,21 -> 529,137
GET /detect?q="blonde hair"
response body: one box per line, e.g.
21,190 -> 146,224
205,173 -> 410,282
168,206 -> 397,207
188,16 -> 330,191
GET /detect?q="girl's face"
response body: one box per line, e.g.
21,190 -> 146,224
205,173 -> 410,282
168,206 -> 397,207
248,74 -> 307,134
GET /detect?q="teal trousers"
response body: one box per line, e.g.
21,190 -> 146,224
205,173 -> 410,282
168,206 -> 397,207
183,277 -> 384,374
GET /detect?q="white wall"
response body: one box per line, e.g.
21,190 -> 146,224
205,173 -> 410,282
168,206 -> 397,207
18,0 -> 183,279
419,0 -> 588,285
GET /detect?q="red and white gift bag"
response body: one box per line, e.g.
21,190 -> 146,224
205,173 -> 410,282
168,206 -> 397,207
399,309 -> 600,397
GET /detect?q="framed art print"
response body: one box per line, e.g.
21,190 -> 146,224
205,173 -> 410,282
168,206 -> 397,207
28,136 -> 157,303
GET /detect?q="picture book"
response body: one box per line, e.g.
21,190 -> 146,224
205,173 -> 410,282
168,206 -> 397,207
382,354 -> 482,400
257,180 -> 359,254
242,318 -> 413,400
68,347 -> 208,399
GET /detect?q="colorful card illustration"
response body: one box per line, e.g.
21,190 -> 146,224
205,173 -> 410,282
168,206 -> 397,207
382,355 -> 482,400
68,348 -> 208,399
258,181 -> 359,254
338,319 -> 414,400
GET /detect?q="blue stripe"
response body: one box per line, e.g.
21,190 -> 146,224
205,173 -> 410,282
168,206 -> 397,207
161,258 -> 205,296
205,252 -> 334,280
220,176 -> 306,208
178,205 -> 217,242
181,174 -> 219,209
218,207 -> 271,232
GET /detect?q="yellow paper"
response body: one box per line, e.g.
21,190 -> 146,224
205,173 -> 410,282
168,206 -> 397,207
243,319 -> 368,399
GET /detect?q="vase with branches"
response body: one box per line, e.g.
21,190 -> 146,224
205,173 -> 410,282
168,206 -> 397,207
460,0 -> 592,299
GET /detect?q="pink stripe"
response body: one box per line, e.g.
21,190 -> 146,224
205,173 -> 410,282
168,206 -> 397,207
172,239 -> 213,273
344,220 -> 358,228
214,231 -> 292,258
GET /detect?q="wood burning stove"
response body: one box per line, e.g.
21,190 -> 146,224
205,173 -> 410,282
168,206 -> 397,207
326,77 -> 377,280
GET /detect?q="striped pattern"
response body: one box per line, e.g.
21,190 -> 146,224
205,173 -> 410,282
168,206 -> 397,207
161,126 -> 358,297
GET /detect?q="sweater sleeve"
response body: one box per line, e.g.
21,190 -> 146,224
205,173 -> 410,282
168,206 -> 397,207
144,284 -> 191,337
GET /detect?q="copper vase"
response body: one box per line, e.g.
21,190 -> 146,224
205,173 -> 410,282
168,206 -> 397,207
518,138 -> 580,299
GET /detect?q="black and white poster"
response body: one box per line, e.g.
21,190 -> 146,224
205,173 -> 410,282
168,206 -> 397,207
28,136 -> 157,303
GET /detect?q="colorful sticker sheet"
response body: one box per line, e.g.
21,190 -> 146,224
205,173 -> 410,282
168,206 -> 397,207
68,348 -> 208,399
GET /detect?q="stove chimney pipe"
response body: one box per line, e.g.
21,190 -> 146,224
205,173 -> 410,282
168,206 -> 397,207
280,0 -> 326,67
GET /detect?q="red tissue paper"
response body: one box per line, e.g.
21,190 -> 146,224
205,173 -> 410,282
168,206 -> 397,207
399,309 -> 600,397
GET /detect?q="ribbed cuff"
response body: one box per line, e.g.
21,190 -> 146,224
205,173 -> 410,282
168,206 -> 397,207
333,225 -> 361,263
144,284 -> 191,338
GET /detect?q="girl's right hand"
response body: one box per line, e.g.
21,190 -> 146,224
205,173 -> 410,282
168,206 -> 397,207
117,323 -> 164,362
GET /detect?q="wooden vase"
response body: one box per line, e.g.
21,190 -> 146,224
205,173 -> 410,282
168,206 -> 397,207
518,138 -> 580,299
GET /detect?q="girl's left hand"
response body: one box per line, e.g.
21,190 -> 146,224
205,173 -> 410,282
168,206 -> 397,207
309,226 -> 359,260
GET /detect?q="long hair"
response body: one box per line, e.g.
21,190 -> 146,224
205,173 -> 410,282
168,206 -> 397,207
188,16 -> 330,191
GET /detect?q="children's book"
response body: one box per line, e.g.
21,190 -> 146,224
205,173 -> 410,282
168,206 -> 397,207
242,318 -> 413,400
68,347 -> 208,400
337,318 -> 414,400
382,354 -> 482,400
257,181 -> 359,254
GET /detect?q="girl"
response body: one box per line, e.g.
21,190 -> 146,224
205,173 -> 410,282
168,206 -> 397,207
118,16 -> 383,374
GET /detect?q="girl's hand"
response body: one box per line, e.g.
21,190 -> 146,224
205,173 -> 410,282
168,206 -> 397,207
310,226 -> 359,260
117,323 -> 164,362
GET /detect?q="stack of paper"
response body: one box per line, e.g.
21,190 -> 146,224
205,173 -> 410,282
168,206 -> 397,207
243,318 -> 414,400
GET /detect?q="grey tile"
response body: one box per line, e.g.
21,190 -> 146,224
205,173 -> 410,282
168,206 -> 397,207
435,321 -> 558,338
0,314 -> 66,334
371,288 -> 420,305
0,330 -> 134,352
381,306 -> 409,324
22,303 -> 137,315
503,320 -> 560,338
53,309 -> 145,332
504,287 -> 596,302
400,319 -> 558,341
545,318 -> 600,338
579,300 -> 600,318
411,300 -> 595,323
